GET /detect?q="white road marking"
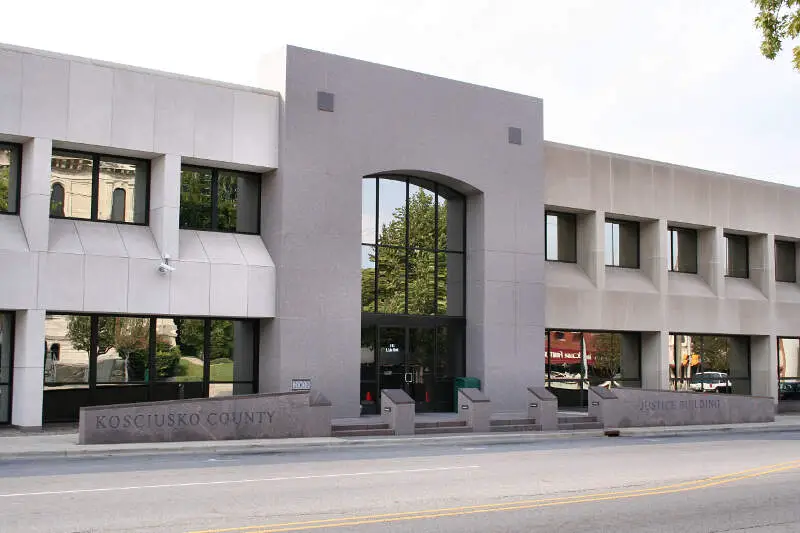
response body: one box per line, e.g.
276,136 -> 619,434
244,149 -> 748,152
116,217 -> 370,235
462,447 -> 488,451
0,465 -> 479,498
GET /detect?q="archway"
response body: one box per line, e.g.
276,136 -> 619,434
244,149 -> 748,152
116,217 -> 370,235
360,174 -> 466,413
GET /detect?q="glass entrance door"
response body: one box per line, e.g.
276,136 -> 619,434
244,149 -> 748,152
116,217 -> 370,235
361,321 -> 464,414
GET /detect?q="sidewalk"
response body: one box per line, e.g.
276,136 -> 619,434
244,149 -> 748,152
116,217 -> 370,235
1,415 -> 799,461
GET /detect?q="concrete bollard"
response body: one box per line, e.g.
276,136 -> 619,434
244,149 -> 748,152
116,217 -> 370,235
527,387 -> 558,430
380,389 -> 415,435
457,388 -> 491,433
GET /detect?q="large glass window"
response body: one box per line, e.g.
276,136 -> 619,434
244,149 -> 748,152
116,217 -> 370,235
546,330 -> 641,408
778,338 -> 800,402
0,313 -> 13,424
605,218 -> 639,268
361,176 -> 465,316
180,166 -> 260,234
668,227 -> 698,273
50,150 -> 149,224
724,233 -> 749,278
0,143 -> 21,214
545,211 -> 577,262
669,334 -> 750,395
42,314 -> 258,423
775,241 -> 796,283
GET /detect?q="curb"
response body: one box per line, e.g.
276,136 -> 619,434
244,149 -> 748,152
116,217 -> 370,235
1,424 -> 799,462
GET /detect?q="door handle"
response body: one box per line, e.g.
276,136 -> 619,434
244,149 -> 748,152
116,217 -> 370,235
404,372 -> 413,384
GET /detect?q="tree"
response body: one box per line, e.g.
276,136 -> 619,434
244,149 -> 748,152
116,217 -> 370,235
66,316 -> 116,355
0,166 -> 8,212
361,186 -> 448,315
754,0 -> 800,71
590,333 -> 622,381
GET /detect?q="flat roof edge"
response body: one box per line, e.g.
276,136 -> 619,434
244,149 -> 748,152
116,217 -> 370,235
0,41 -> 281,98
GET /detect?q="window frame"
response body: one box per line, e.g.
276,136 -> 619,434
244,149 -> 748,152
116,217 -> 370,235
605,218 -> 640,269
50,148 -> 151,225
667,226 -> 698,274
724,233 -> 749,279
545,210 -> 578,264
0,142 -> 23,216
179,164 -> 262,235
775,240 -> 797,283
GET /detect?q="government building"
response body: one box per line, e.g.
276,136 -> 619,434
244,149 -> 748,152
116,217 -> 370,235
0,43 -> 798,428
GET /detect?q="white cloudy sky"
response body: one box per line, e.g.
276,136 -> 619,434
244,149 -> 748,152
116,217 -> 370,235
4,0 -> 799,184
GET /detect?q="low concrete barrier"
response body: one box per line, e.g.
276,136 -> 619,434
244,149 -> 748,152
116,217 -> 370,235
381,389 -> 415,435
527,387 -> 558,430
79,391 -> 332,444
457,388 -> 491,433
588,387 -> 775,429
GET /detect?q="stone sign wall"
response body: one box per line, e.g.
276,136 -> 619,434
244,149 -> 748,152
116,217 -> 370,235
79,391 -> 332,444
588,387 -> 775,428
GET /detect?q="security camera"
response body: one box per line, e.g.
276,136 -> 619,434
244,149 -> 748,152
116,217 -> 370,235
158,254 -> 175,274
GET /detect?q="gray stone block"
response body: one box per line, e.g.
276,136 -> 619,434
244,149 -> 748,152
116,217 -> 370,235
380,389 -> 415,435
457,388 -> 491,433
79,391 -> 332,444
589,387 -> 776,429
527,386 -> 558,430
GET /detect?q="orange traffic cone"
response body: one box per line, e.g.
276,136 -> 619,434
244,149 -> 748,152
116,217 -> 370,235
365,391 -> 373,402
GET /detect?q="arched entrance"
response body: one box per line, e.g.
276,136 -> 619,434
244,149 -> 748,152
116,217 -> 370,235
360,174 -> 466,413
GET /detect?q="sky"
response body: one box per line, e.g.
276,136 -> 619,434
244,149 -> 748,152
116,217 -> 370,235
3,0 -> 799,185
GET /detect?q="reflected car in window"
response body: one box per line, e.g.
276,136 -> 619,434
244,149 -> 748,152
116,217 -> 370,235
689,372 -> 732,393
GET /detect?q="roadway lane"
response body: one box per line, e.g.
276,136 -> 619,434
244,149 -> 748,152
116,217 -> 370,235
1,433 -> 799,533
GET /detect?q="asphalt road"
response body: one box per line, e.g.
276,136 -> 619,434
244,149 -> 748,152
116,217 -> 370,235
1,433 -> 799,533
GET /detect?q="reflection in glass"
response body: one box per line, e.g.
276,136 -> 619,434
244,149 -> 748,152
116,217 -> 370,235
407,249 -> 435,315
779,338 -> 800,402
725,234 -> 749,278
775,241 -> 797,283
361,246 -> 377,312
547,330 -> 641,407
44,315 -> 91,386
361,178 -> 377,245
378,247 -> 406,314
362,176 -> 466,317
668,228 -> 698,273
669,334 -> 749,394
50,152 -> 94,220
408,181 -> 435,250
180,168 -> 213,230
50,183 -> 66,217
0,144 -> 20,213
605,219 -> 640,268
171,319 -> 206,382
361,326 -> 377,413
545,212 -> 577,262
0,313 -> 11,424
378,178 -> 407,247
217,171 -> 260,233
97,157 -> 148,223
94,316 -> 150,383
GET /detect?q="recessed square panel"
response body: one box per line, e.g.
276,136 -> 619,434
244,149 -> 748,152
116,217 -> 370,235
317,91 -> 335,112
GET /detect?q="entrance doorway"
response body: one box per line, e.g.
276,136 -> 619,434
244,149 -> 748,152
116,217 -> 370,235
361,321 -> 464,414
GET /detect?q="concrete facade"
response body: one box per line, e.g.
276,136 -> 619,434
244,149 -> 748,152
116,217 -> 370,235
0,42 -> 796,428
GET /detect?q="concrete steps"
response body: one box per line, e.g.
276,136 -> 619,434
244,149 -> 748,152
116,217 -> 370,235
557,415 -> 603,430
490,418 -> 541,433
414,419 -> 471,435
331,422 -> 393,437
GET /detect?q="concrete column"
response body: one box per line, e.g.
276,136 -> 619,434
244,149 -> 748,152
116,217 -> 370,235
641,330 -> 669,390
577,210 -> 603,288
699,227 -> 724,297
19,138 -> 52,252
641,219 -> 668,293
751,335 -> 778,402
621,333 -> 641,386
750,234 -> 775,301
149,154 -> 181,260
12,310 -> 46,427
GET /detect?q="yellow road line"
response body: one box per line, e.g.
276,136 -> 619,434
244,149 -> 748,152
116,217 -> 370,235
187,459 -> 800,533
